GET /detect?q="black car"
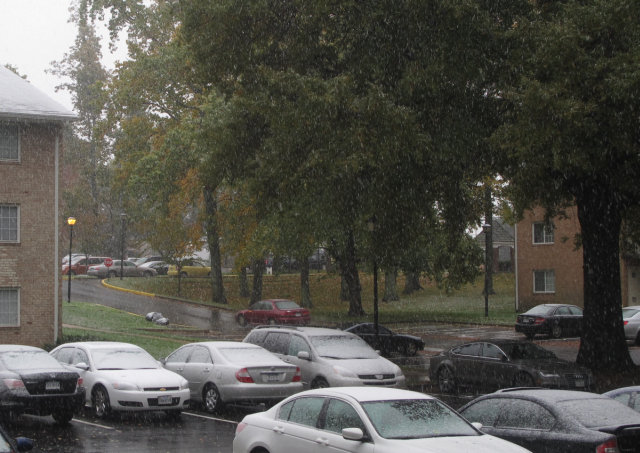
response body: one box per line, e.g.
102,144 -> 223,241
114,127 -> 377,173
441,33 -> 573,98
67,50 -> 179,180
429,339 -> 592,394
515,303 -> 583,339
343,323 -> 425,356
459,388 -> 640,453
0,345 -> 85,424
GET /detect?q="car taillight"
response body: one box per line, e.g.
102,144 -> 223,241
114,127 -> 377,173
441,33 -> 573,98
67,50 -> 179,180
2,378 -> 25,390
534,317 -> 546,325
235,422 -> 247,435
235,368 -> 254,383
623,320 -> 628,326
77,377 -> 84,388
293,367 -> 301,382
596,438 -> 619,453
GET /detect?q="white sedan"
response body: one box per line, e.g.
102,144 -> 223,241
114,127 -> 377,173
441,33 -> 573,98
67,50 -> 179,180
50,341 -> 190,419
233,387 -> 532,453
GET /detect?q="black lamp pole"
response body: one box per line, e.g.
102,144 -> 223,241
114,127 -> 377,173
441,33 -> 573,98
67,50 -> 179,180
483,223 -> 492,317
67,217 -> 76,303
120,213 -> 126,280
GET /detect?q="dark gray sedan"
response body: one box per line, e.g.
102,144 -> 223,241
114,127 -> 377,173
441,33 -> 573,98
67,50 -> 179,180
429,339 -> 592,394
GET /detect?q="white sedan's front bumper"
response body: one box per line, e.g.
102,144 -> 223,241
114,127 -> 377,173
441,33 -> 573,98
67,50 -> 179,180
107,387 -> 190,412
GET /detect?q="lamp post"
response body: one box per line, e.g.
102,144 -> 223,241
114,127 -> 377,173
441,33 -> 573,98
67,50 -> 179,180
66,217 -> 76,303
483,222 -> 492,317
367,218 -> 379,341
120,213 -> 126,280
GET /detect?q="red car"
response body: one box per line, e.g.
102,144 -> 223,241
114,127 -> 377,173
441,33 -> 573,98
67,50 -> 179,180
61,256 -> 110,275
236,299 -> 310,326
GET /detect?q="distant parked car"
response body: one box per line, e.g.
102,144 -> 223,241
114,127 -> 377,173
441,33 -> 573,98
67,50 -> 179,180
0,345 -> 85,424
243,326 -> 405,389
429,339 -> 592,394
623,305 -> 640,345
604,386 -> 640,413
344,322 -> 424,357
236,299 -> 310,326
167,259 -> 211,277
515,303 -> 583,339
87,260 -> 157,278
233,387 -> 532,453
132,256 -> 163,266
139,260 -> 169,275
50,341 -> 190,419
162,341 -> 302,413
459,388 -> 640,453
61,256 -> 110,275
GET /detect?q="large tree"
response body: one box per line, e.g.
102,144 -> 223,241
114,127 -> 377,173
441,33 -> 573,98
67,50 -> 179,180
496,0 -> 640,370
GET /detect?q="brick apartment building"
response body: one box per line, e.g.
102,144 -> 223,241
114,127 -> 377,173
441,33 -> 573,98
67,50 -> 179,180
515,205 -> 640,311
0,66 -> 75,347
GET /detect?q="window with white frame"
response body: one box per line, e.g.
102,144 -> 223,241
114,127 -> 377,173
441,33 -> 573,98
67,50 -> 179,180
0,205 -> 19,242
0,124 -> 19,161
532,222 -> 554,244
534,270 -> 555,293
0,288 -> 19,326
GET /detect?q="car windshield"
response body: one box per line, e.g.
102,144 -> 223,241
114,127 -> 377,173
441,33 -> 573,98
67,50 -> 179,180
274,301 -> 300,310
361,399 -> 478,439
622,308 -> 640,319
0,350 -> 64,370
310,335 -> 379,359
558,398 -> 640,428
524,305 -> 554,316
219,347 -> 279,363
92,348 -> 159,370
500,342 -> 557,360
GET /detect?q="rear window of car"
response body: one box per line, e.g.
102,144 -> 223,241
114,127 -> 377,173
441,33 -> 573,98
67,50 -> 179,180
219,346 -> 278,363
623,308 -> 640,319
524,305 -> 554,316
275,300 -> 300,309
558,398 -> 640,428
0,350 -> 64,370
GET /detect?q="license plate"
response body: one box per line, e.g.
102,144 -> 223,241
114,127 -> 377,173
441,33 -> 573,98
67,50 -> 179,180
263,374 -> 280,383
158,395 -> 172,405
295,313 -> 301,317
574,379 -> 585,388
45,381 -> 60,391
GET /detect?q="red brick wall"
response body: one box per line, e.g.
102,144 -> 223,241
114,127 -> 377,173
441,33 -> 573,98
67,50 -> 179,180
516,206 -> 584,311
0,123 -> 62,347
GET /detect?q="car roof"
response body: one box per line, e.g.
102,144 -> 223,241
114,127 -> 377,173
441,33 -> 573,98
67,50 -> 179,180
623,306 -> 640,310
60,341 -> 142,350
255,326 -> 355,337
298,386 -> 435,403
191,341 -> 262,349
603,386 -> 640,396
492,388 -> 607,403
0,344 -> 44,353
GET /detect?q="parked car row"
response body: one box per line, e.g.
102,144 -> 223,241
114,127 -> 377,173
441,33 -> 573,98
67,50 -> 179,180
87,260 -> 157,278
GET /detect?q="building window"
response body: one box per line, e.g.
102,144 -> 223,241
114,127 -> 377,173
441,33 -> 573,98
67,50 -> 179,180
534,270 -> 555,293
0,124 -> 19,161
0,288 -> 19,327
0,205 -> 19,242
532,222 -> 554,244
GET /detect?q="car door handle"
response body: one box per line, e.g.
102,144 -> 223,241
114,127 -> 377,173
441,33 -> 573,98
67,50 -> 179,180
176,367 -> 184,372
202,367 -> 210,373
272,426 -> 285,435
315,437 -> 329,446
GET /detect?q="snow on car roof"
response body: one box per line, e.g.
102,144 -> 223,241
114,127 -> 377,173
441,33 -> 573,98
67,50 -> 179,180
301,387 -> 435,402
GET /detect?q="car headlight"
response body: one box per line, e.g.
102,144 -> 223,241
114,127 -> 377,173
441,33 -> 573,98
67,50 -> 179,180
180,379 -> 189,390
538,371 -> 560,380
111,381 -> 140,391
332,366 -> 357,378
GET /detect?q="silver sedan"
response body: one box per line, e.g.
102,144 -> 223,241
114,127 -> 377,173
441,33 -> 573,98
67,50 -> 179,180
623,306 -> 640,345
87,260 -> 157,278
162,341 -> 303,413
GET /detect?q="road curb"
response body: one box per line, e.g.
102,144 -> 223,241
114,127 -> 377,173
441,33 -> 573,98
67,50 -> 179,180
100,279 -> 156,297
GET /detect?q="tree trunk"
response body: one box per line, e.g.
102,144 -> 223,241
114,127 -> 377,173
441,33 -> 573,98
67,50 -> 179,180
340,276 -> 350,301
203,186 -> 227,304
575,184 -> 634,371
383,268 -> 399,302
299,258 -> 312,308
250,258 -> 265,305
403,272 -> 422,294
239,267 -> 250,298
337,231 -> 365,317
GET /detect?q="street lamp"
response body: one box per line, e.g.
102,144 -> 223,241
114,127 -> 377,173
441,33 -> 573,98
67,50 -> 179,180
120,213 -> 126,280
483,222 -> 492,317
367,217 -> 379,341
66,217 -> 76,303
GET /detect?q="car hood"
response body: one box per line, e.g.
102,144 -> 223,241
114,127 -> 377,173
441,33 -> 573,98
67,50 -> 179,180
322,357 -> 401,375
395,434 -> 530,452
98,368 -> 186,387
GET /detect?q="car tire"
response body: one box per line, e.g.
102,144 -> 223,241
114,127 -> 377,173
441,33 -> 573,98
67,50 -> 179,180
108,271 -> 117,278
143,271 -> 153,277
92,385 -> 112,419
524,332 -> 535,340
437,366 -> 457,394
551,323 -> 563,339
513,372 -> 535,387
268,318 -> 277,325
237,315 -> 247,327
203,383 -> 223,413
311,377 -> 329,389
52,410 -> 74,425
403,342 -> 418,357
180,271 -> 188,278
636,332 -> 640,346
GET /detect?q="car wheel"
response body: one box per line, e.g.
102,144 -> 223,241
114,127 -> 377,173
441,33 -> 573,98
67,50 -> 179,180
203,383 -> 223,413
551,323 -> 563,339
69,270 -> 76,276
437,366 -> 457,394
180,271 -> 188,278
636,332 -> 640,346
403,342 -> 418,356
237,315 -> 247,327
524,332 -> 535,340
513,372 -> 535,387
52,410 -> 74,425
268,318 -> 277,325
143,271 -> 153,277
92,385 -> 112,419
311,377 -> 329,389
108,271 -> 117,278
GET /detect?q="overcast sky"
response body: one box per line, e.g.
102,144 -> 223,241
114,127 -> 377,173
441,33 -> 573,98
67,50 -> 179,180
0,0 -> 124,111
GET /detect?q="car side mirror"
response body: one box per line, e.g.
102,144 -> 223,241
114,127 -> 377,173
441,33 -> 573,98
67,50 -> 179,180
74,362 -> 90,371
471,422 -> 483,430
342,428 -> 365,441
297,351 -> 311,360
501,355 -> 509,362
